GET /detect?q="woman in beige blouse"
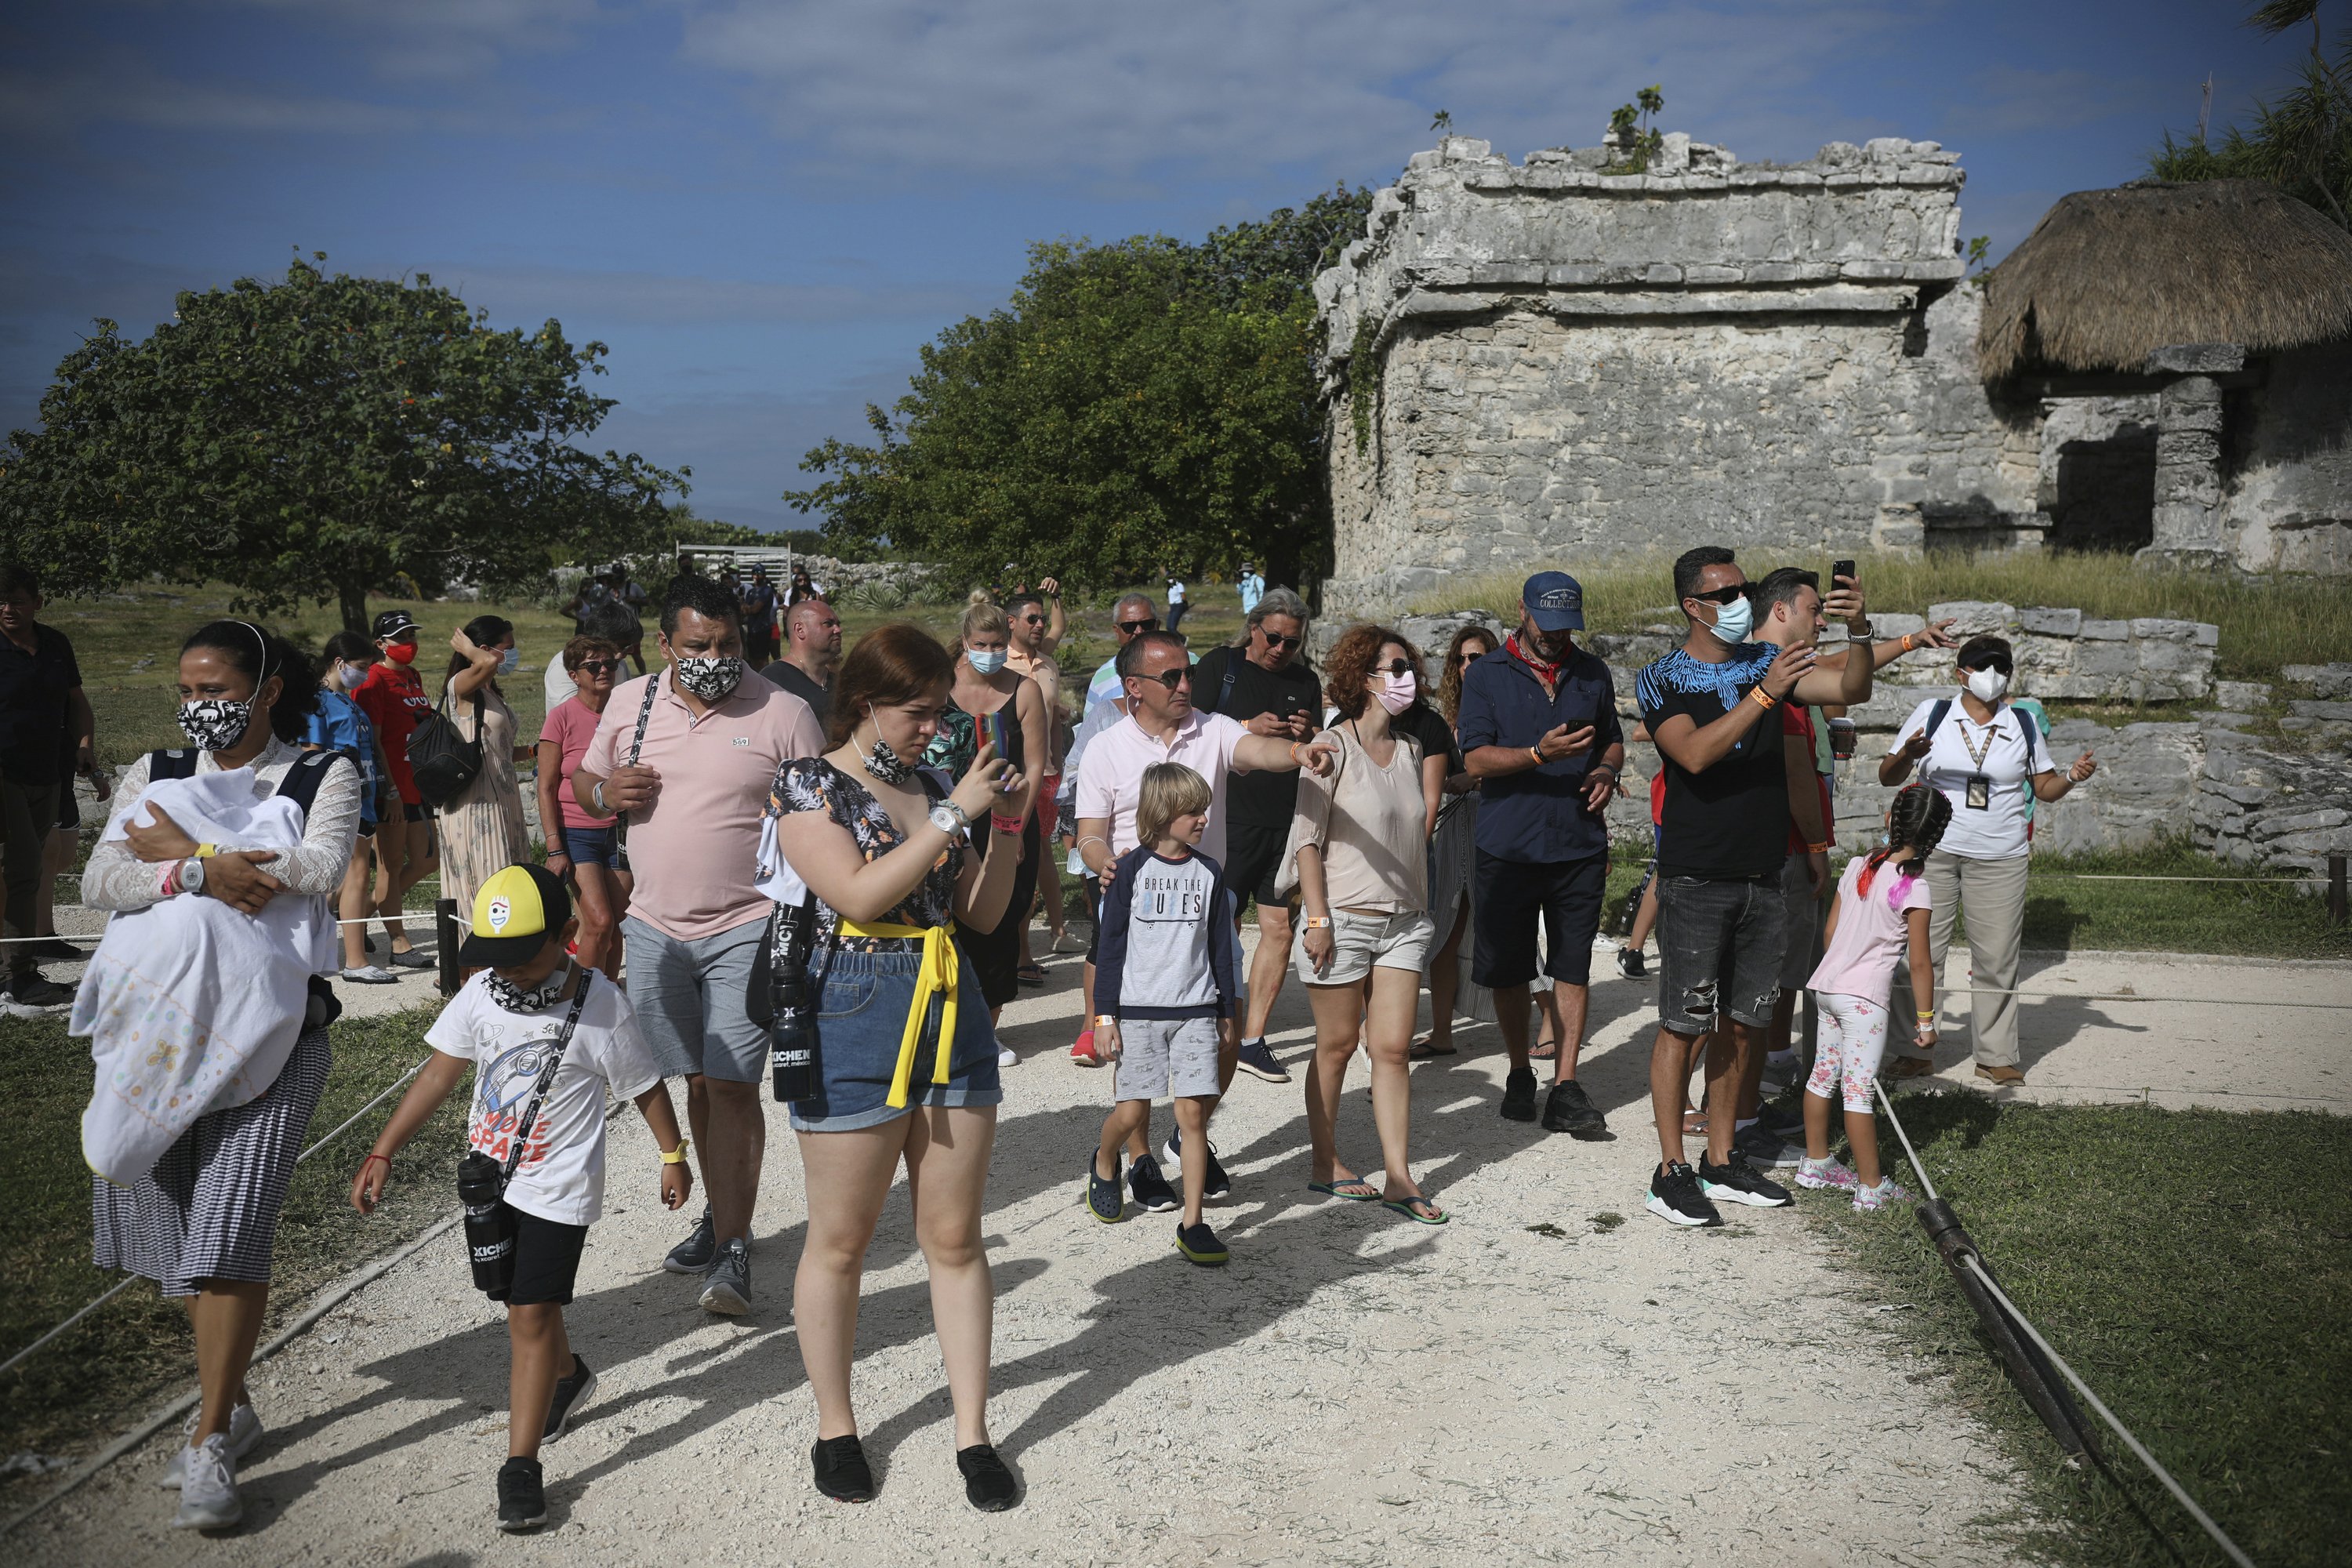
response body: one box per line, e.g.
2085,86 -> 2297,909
1288,625 -> 1446,1224
437,615 -> 532,924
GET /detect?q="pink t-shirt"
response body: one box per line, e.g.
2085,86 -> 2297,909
1807,854 -> 1933,1000
582,669 -> 824,940
538,696 -> 614,832
1073,709 -> 1250,865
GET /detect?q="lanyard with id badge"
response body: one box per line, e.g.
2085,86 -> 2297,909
1955,715 -> 1998,810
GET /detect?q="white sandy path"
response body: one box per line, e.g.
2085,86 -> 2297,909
22,924 -> 2052,1568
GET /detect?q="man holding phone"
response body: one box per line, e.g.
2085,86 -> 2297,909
1457,572 -> 1626,1135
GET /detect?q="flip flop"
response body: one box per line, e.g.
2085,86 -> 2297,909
1308,1178 -> 1380,1202
1381,1195 -> 1448,1225
1014,964 -> 1047,987
1527,1040 -> 1558,1061
1407,1040 -> 1457,1060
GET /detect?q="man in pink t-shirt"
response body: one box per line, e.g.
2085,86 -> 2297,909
572,575 -> 822,1315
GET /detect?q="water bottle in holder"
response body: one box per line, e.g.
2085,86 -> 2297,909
457,1150 -> 517,1297
768,894 -> 821,1104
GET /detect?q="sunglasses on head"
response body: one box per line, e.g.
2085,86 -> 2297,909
575,660 -> 619,676
1375,658 -> 1415,678
1135,667 -> 1191,691
1688,584 -> 1748,605
1117,618 -> 1159,634
1258,630 -> 1302,650
1962,654 -> 2014,675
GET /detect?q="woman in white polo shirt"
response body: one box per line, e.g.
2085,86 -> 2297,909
1879,635 -> 2096,1087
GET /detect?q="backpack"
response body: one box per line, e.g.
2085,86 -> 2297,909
1922,698 -> 2045,773
405,688 -> 486,809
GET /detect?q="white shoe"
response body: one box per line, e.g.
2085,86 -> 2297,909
159,1403 -> 262,1488
172,1434 -> 242,1530
996,1046 -> 1017,1066
1051,931 -> 1087,954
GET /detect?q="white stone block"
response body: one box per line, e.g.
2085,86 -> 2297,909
2019,606 -> 2082,636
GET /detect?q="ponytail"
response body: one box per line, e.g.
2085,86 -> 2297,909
1857,782 -> 1954,909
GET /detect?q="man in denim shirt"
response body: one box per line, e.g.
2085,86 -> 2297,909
1456,572 -> 1624,1136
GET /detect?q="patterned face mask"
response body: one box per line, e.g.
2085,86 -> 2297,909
673,654 -> 745,702
485,963 -> 571,1014
178,698 -> 254,753
860,717 -> 913,783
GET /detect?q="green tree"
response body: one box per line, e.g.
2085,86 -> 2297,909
2151,2 -> 2349,227
786,187 -> 1373,593
0,254 -> 687,630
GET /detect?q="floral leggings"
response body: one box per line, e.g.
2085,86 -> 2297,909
1805,992 -> 1886,1113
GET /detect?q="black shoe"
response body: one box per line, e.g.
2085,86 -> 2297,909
1161,1128 -> 1231,1200
387,947 -> 434,969
1733,1120 -> 1803,1169
1617,946 -> 1647,979
1540,1079 -> 1608,1138
1698,1150 -> 1794,1207
1759,1100 -> 1806,1140
17,937 -> 82,964
1500,1067 -> 1538,1122
956,1444 -> 1020,1511
1084,1153 -> 1124,1223
811,1435 -> 875,1502
1233,1036 -> 1290,1083
1127,1154 -> 1179,1214
662,1207 -> 716,1274
1174,1220 -> 1229,1266
543,1354 -> 597,1442
1645,1160 -> 1723,1228
495,1457 -> 546,1532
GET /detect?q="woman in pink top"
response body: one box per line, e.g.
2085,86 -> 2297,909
536,636 -> 630,973
1797,783 -> 1953,1210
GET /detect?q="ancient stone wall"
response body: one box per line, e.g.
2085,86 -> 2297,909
2227,342 -> 2352,574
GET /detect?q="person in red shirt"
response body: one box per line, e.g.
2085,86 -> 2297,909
352,610 -> 440,968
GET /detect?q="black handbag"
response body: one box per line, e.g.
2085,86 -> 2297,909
407,688 -> 485,809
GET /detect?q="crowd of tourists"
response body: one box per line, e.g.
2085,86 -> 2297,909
1,545 -> 2105,1534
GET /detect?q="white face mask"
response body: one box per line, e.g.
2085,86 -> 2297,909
966,648 -> 1007,676
1705,594 -> 1755,647
335,662 -> 371,691
1965,667 -> 2010,703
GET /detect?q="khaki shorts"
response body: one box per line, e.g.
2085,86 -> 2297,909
1295,909 -> 1437,988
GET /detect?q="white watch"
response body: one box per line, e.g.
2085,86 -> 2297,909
927,802 -> 971,843
179,857 -> 205,894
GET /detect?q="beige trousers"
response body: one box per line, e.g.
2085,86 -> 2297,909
1922,849 -> 2030,1069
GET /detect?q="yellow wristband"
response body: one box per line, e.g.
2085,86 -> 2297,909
196,843 -> 219,858
659,1138 -> 691,1166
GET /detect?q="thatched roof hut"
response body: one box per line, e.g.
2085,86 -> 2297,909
1977,180 -> 2352,383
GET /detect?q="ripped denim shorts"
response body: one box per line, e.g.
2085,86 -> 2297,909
1654,873 -> 1788,1036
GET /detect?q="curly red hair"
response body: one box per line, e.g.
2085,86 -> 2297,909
1322,623 -> 1423,720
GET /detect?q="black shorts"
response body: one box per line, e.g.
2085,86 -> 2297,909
496,1208 -> 590,1306
358,820 -> 376,839
1082,874 -> 1103,965
402,802 -> 425,823
1220,818 -> 1295,910
1471,851 -> 1607,989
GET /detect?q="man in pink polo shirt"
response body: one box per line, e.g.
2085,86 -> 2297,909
1073,630 -> 1334,1207
574,574 -> 822,1316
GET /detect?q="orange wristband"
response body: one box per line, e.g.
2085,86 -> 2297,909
1748,685 -> 1777,710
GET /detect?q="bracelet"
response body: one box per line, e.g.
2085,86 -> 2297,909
1748,685 -> 1777,710
1806,840 -> 1831,853
196,842 -> 219,859
1094,1015 -> 1115,1029
1527,746 -> 1543,766
1588,764 -> 1617,779
1302,915 -> 1332,930
157,861 -> 180,897
659,1138 -> 691,1166
1915,1011 -> 1936,1021
592,780 -> 610,816
361,1152 -> 390,1171
989,813 -> 1026,835
1898,633 -> 1916,655
1288,742 -> 1305,764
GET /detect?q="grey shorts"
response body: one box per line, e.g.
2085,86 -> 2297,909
1655,874 -> 1787,1037
622,914 -> 770,1083
1112,1016 -> 1223,1102
1295,909 -> 1437,988
1777,852 -> 1824,991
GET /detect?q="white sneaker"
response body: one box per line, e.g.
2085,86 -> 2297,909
339,964 -> 401,985
172,1434 -> 242,1530
1793,1154 -> 1858,1192
158,1403 -> 262,1487
996,1046 -> 1017,1066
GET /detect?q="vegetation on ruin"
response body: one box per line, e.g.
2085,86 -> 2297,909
0,256 -> 685,634
2151,1 -> 2350,228
1348,314 -> 1382,456
1602,84 -> 1667,174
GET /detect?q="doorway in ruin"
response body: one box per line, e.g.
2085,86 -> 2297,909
2039,398 -> 2156,550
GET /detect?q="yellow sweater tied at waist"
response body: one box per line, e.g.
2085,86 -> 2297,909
835,919 -> 960,1108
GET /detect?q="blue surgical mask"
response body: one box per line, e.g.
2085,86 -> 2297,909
966,649 -> 1007,676
499,647 -> 521,676
1708,595 -> 1755,647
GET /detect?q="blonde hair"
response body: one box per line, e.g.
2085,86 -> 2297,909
1135,762 -> 1213,848
960,599 -> 1010,643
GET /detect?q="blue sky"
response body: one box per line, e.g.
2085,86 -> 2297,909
2,1 -> 2310,529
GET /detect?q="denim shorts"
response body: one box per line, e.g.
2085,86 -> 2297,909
1655,873 -> 1788,1036
559,823 -> 620,869
790,942 -> 1005,1132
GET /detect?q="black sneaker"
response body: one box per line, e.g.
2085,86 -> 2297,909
662,1207 -> 716,1274
1127,1153 -> 1179,1214
1500,1067 -> 1538,1122
699,1237 -> 752,1315
1160,1128 -> 1231,1200
1645,1160 -> 1723,1228
1759,1100 -> 1807,1140
495,1456 -> 546,1531
387,947 -> 434,970
1234,1036 -> 1290,1083
543,1355 -> 597,1442
18,938 -> 82,963
1733,1120 -> 1803,1169
1617,946 -> 1647,979
3,975 -> 74,1016
956,1444 -> 1020,1511
1084,1154 -> 1124,1223
1174,1220 -> 1229,1266
1540,1079 -> 1608,1138
811,1435 -> 875,1502
1698,1150 -> 1794,1207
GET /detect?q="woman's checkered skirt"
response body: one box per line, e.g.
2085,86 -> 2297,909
92,1026 -> 332,1297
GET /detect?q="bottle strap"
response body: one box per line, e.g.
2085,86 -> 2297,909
500,970 -> 593,1187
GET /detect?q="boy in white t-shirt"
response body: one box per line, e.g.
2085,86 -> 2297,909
352,863 -> 691,1533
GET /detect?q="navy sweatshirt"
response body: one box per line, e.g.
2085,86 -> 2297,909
1094,844 -> 1240,1021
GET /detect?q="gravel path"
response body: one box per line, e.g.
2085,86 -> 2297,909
20,931 -> 2040,1566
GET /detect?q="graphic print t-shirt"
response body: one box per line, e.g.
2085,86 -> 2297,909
426,971 -> 662,1226
1635,643 -> 1788,881
354,662 -> 434,804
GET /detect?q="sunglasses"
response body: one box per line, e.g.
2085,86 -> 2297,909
1375,659 -> 1415,678
1134,667 -> 1191,691
1018,613 -> 1046,624
1258,631 -> 1302,651
575,660 -> 619,676
1687,584 -> 1748,605
1457,648 -> 1486,666
1117,618 -> 1160,634
1962,655 -> 2015,675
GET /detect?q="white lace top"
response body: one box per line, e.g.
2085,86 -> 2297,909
82,736 -> 364,911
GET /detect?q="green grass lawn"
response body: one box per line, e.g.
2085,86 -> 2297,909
0,1006 -> 465,1487
1814,1097 -> 2351,1568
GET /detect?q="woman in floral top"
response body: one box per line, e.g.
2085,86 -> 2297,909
764,622 -> 1030,1512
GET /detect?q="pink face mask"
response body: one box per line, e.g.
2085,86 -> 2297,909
1376,672 -> 1417,715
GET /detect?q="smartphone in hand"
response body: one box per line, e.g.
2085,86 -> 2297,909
1831,558 -> 1855,586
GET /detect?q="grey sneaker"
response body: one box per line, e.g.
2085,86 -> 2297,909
159,1403 -> 262,1488
339,964 -> 401,985
699,1237 -> 752,1315
1733,1120 -> 1804,1168
663,1207 -> 716,1275
172,1434 -> 241,1530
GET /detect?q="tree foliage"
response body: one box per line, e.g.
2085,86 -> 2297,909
2151,6 -> 2350,228
786,187 -> 1374,593
0,255 -> 687,629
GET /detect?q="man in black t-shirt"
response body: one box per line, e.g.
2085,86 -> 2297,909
1631,545 -> 1872,1229
1192,586 -> 1318,1083
760,597 -> 842,730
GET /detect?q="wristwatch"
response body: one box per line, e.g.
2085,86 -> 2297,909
928,801 -> 972,843
177,857 -> 205,895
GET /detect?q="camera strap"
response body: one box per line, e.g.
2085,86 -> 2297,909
500,968 -> 593,1189
612,669 -> 663,848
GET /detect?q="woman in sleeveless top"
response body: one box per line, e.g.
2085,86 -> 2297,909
83,622 -> 361,1530
437,615 -> 531,924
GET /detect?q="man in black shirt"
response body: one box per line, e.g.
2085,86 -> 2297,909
1,563 -> 91,1014
1632,546 -> 1871,1227
760,597 -> 842,730
1192,586 -> 1318,1083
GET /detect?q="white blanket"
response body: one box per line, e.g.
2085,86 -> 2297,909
73,770 -> 334,1186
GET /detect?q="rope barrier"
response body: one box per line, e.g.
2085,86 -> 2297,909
1873,1079 -> 2259,1568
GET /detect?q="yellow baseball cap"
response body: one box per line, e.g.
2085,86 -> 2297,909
459,862 -> 571,967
